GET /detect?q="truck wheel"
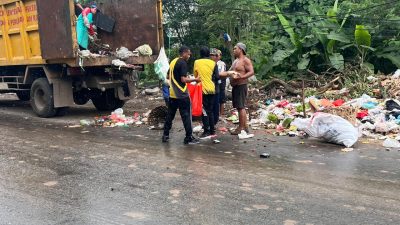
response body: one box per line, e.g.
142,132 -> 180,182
73,89 -> 90,105
92,89 -> 125,111
16,91 -> 30,101
30,78 -> 57,117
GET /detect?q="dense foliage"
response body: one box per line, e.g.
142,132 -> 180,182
163,0 -> 400,80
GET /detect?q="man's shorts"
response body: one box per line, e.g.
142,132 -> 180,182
232,84 -> 248,109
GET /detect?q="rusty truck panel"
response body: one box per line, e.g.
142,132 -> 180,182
36,0 -> 75,60
97,0 -> 163,55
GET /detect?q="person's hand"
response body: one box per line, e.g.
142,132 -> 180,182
232,73 -> 241,80
92,25 -> 97,30
89,25 -> 96,36
83,16 -> 90,28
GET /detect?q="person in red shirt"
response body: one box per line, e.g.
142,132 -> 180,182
81,2 -> 97,30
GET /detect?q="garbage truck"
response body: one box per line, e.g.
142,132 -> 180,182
0,0 -> 163,117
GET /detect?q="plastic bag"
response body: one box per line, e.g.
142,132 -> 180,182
154,47 -> 169,82
135,44 -> 153,56
383,138 -> 400,148
188,83 -> 203,117
292,113 -> 359,147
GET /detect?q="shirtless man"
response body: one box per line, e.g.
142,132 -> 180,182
220,43 -> 254,135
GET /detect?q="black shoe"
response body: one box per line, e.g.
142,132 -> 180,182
184,136 -> 200,145
200,132 -> 210,139
162,135 -> 169,143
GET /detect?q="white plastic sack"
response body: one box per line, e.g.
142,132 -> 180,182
258,109 -> 269,124
383,138 -> 400,148
116,47 -> 135,59
392,69 -> 400,79
154,47 -> 169,82
136,44 -> 153,56
292,113 -> 359,147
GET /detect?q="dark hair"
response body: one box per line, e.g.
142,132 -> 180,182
200,46 -> 210,58
179,45 -> 190,55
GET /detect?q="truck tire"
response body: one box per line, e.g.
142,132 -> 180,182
16,91 -> 30,101
30,78 -> 57,117
73,89 -> 90,105
92,89 -> 125,111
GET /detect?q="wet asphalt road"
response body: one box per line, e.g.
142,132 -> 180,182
0,96 -> 399,225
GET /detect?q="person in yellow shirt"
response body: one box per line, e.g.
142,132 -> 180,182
194,47 -> 219,137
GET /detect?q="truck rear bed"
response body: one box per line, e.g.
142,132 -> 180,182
0,0 -> 163,67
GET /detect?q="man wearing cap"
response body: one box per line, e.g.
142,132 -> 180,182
220,43 -> 254,135
210,48 -> 226,123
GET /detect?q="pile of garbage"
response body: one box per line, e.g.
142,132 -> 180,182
80,108 -> 145,128
219,69 -> 400,147
79,106 -> 167,128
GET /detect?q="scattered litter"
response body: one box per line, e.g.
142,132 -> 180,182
218,127 -> 229,132
213,139 -> 221,144
79,106 -> 166,128
68,124 -> 82,128
260,153 -> 270,158
341,147 -> 354,152
382,138 -> 400,148
193,125 -> 203,133
145,87 -> 160,95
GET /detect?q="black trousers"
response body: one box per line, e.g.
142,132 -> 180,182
163,97 -> 193,138
202,94 -> 216,134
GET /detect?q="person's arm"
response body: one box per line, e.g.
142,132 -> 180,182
220,59 -> 238,77
76,3 -> 84,11
220,70 -> 238,78
240,58 -> 254,79
166,69 -> 170,79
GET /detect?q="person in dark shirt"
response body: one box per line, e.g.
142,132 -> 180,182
163,46 -> 200,145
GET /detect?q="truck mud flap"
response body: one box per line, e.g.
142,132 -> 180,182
52,78 -> 74,107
